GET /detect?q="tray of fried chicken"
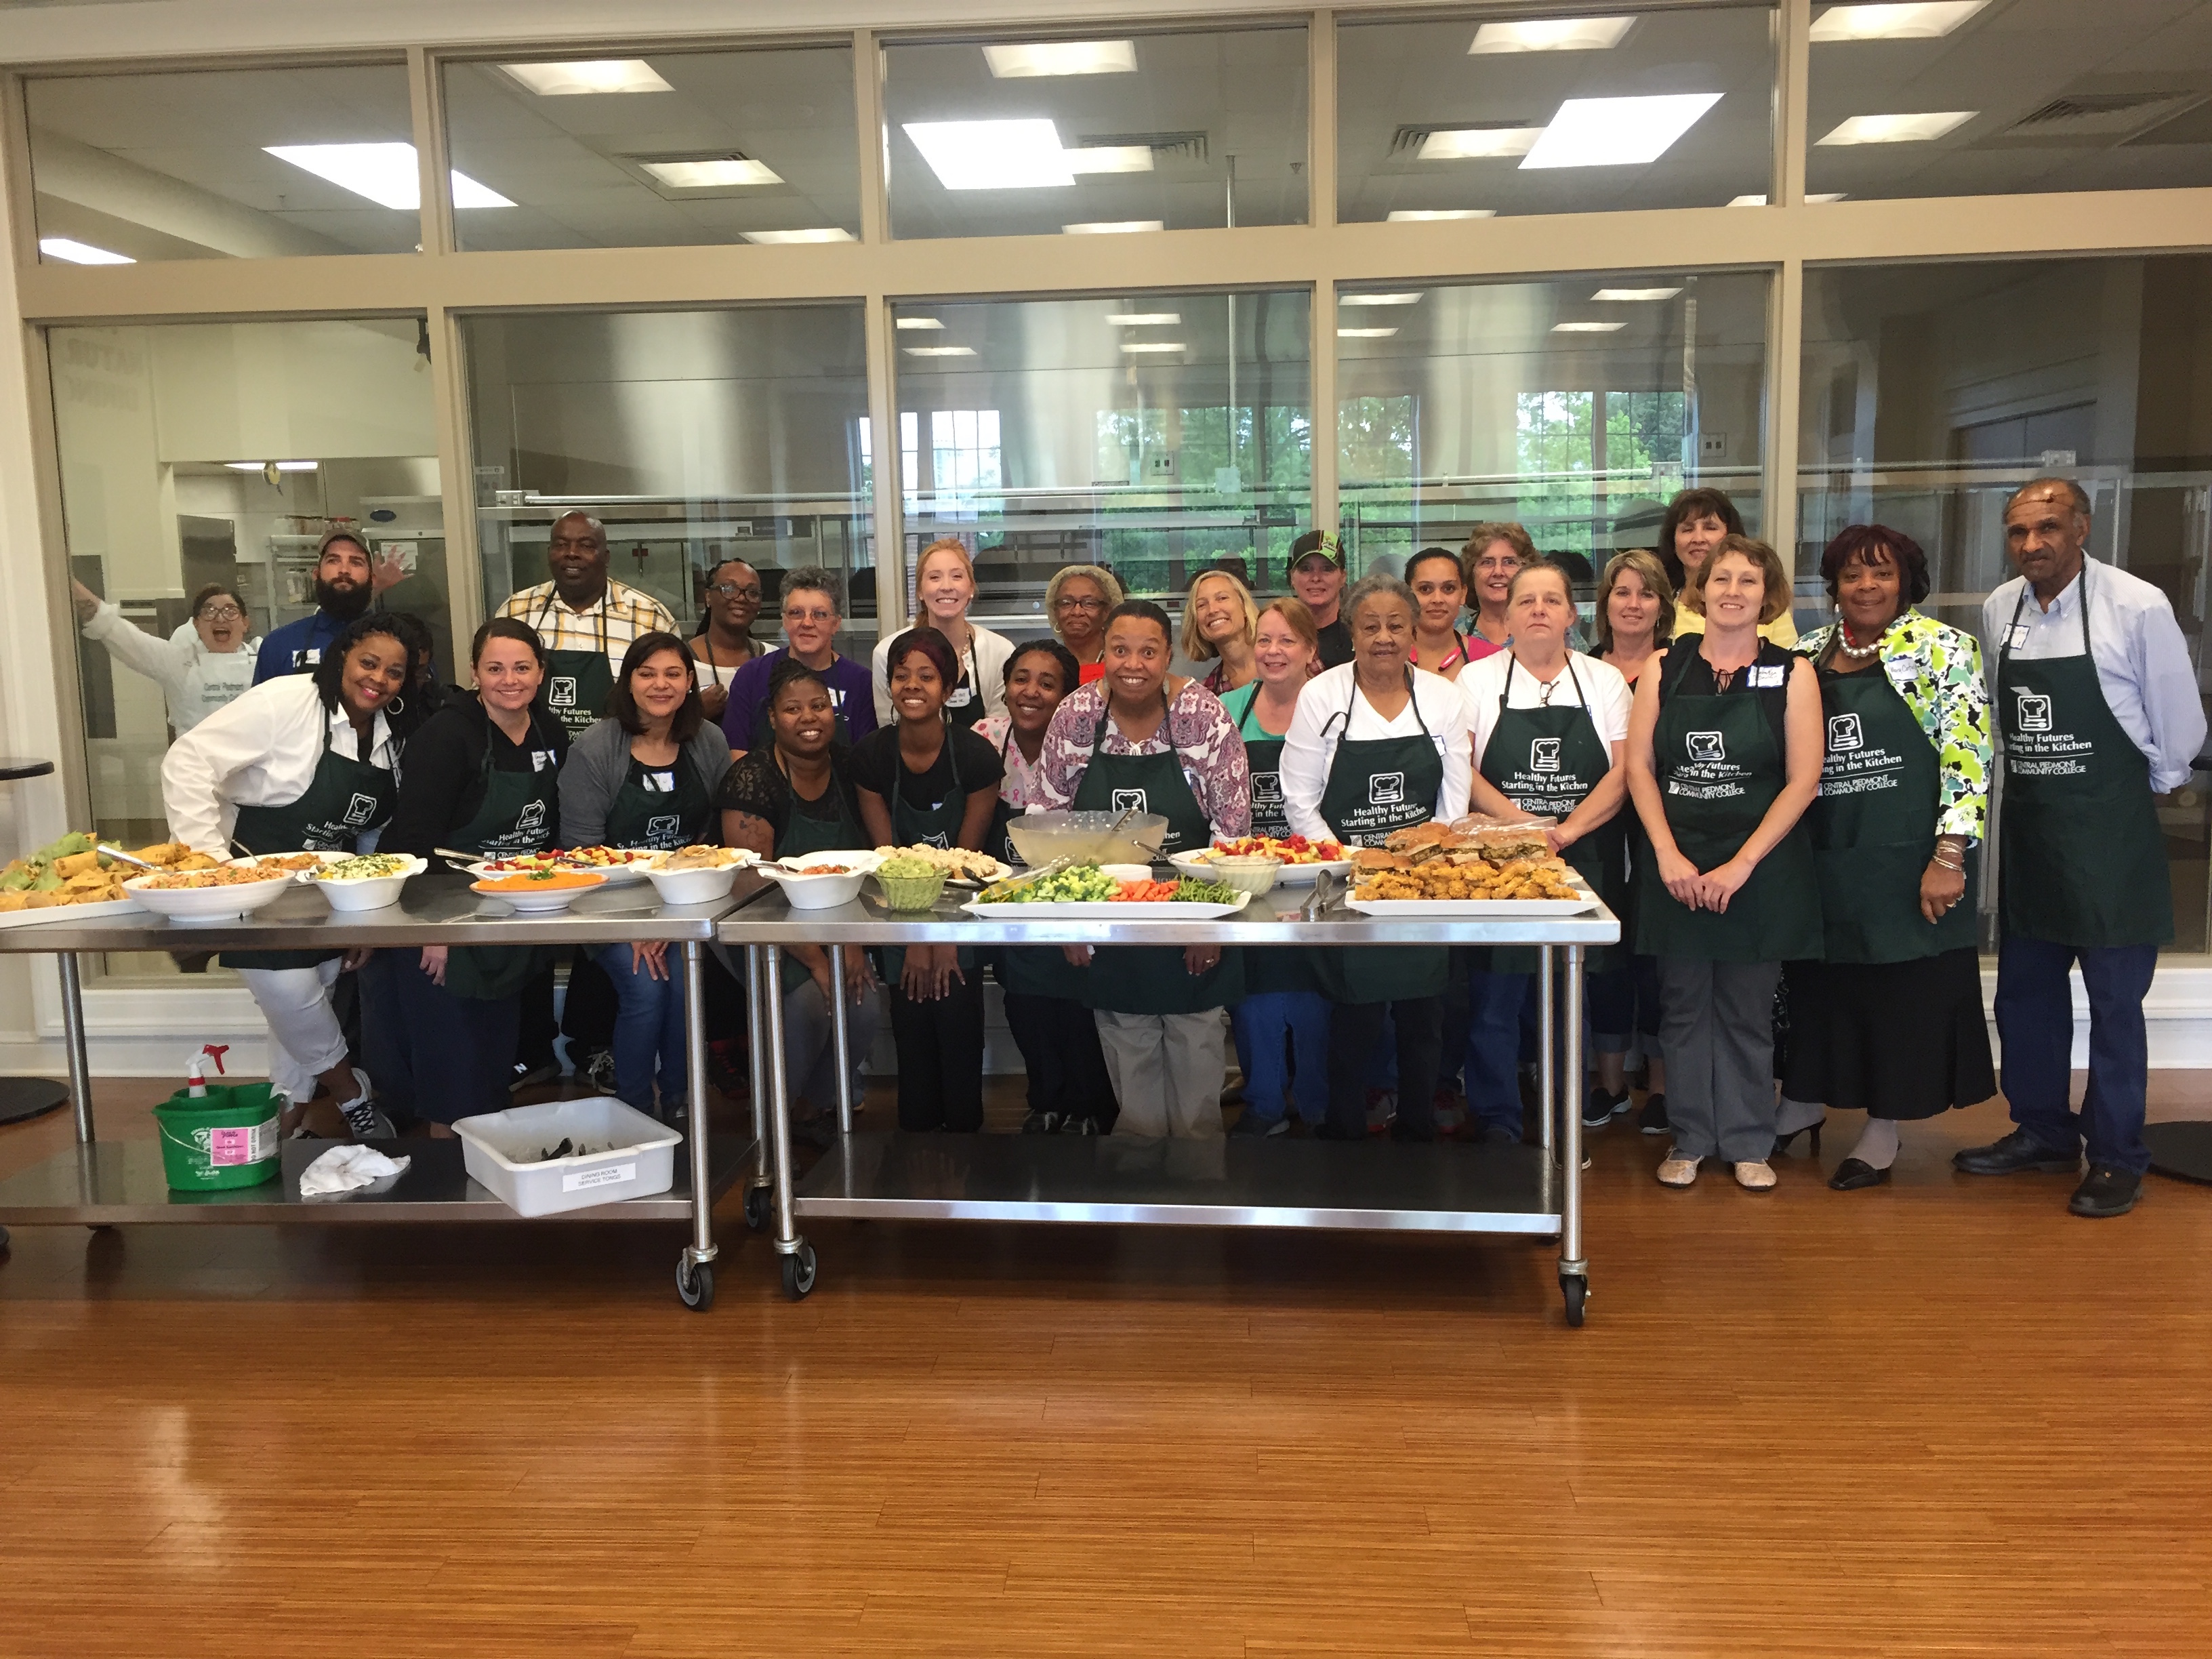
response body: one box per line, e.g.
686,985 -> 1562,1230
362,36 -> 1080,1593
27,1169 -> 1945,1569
1346,815 -> 1595,916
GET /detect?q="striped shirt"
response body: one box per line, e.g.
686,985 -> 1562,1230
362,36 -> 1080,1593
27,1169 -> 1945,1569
497,579 -> 676,672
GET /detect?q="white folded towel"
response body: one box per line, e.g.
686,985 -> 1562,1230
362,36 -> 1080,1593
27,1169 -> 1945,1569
298,1144 -> 412,1197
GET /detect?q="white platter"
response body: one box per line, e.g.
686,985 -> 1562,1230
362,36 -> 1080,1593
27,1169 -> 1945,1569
961,891 -> 1252,922
1170,852 -> 1353,886
0,894 -> 150,931
1345,895 -> 1597,918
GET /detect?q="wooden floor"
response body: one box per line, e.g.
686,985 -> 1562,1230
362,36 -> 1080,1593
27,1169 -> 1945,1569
2,1073 -> 2209,1658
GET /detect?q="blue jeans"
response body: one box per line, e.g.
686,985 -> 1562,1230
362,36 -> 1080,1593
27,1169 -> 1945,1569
594,941 -> 688,1115
1993,935 -> 2156,1175
1231,991 -> 1332,1124
1462,970 -> 1530,1136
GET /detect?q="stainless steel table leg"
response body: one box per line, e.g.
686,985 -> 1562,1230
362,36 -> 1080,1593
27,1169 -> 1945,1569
680,943 -> 716,1259
744,945 -> 769,1167
829,944 -> 853,1135
762,945 -> 815,1298
1559,944 -> 1589,1327
1536,945 -> 1555,1155
60,951 -> 93,1146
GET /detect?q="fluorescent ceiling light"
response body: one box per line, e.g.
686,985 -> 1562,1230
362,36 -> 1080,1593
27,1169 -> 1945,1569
983,39 -> 1137,78
1818,111 -> 1975,145
39,237 -> 132,264
905,118 -> 1073,189
1521,94 -> 1723,169
1341,293 -> 1423,306
1591,287 -> 1681,302
1419,127 -> 1542,160
264,143 -> 511,209
1469,16 -> 1635,54
1064,220 -> 1163,234
1728,192 -> 1847,205
225,460 -> 319,472
639,157 -> 781,189
896,317 -> 944,331
741,227 -> 857,243
1337,327 -> 1399,339
1553,321 -> 1626,333
497,60 -> 672,96
1105,312 -> 1181,325
1120,342 -> 1185,353
903,346 -> 977,357
1065,146 -> 1154,175
1387,208 -> 1496,221
1808,2 -> 1989,43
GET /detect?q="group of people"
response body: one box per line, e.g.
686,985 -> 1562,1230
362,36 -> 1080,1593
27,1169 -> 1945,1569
124,479 -> 2200,1221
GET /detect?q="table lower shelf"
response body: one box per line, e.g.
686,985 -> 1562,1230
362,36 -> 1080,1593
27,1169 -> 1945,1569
795,1132 -> 1565,1234
0,1135 -> 754,1226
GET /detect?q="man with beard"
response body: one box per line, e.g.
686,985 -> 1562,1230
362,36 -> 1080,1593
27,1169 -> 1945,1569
253,529 -> 377,682
497,510 -> 676,743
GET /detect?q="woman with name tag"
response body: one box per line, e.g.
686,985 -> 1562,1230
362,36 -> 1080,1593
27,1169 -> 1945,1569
1218,597 -> 1333,1135
75,579 -> 261,737
369,618 -> 570,1133
1282,573 -> 1474,1142
558,632 -> 733,1124
1777,527 -> 1994,1189
871,539 -> 1011,733
1461,561 -> 1634,1145
1626,536 -> 1823,1191
853,628 -> 1004,1133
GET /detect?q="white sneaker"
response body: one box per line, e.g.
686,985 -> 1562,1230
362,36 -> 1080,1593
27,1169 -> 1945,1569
1656,1149 -> 1702,1187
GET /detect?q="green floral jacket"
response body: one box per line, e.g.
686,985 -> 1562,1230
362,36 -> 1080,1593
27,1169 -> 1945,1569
1795,610 -> 1992,842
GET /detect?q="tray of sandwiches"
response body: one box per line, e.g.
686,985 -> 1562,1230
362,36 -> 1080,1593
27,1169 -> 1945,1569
1345,817 -> 1598,917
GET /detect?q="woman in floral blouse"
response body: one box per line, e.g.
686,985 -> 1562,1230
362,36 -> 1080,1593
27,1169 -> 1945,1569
1779,525 -> 1996,1189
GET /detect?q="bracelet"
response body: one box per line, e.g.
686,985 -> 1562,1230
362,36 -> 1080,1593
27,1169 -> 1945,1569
1931,853 -> 1964,872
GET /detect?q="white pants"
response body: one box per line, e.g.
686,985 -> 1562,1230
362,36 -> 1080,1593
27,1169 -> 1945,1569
1094,1009 -> 1228,1139
236,961 -> 348,1104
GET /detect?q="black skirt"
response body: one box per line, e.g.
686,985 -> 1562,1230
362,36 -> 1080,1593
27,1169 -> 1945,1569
1782,948 -> 1996,1121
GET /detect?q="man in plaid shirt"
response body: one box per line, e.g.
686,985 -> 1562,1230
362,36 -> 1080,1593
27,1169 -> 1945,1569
496,510 -> 676,740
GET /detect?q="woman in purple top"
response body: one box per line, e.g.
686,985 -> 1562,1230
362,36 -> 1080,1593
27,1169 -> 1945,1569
720,567 -> 878,755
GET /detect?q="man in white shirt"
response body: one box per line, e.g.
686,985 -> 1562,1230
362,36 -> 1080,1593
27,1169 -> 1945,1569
1957,478 -> 2207,1217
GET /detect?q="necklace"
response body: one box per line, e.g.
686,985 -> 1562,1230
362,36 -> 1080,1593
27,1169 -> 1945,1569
1836,621 -> 1884,662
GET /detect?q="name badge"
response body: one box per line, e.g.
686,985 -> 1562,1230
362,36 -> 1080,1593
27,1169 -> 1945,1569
531,750 -> 556,773
2004,624 -> 2030,650
946,687 -> 973,708
645,770 -> 676,794
1750,664 -> 1784,689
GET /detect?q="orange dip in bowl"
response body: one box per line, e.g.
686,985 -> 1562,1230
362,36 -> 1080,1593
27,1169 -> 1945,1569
471,870 -> 607,894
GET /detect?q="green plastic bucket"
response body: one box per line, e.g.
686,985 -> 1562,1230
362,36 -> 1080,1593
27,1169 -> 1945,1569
151,1082 -> 285,1191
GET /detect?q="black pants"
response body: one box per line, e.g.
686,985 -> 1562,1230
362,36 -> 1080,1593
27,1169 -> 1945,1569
1003,991 -> 1116,1127
361,951 -> 520,1126
1327,996 -> 1443,1141
888,972 -> 985,1132
516,960 -> 559,1073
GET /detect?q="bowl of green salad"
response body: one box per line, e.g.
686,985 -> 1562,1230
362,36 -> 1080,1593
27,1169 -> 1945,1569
306,852 -> 427,912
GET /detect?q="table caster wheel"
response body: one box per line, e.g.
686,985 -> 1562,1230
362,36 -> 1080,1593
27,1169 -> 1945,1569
676,1256 -> 714,1312
781,1242 -> 817,1301
743,1185 -> 772,1231
0,1225 -> 10,1254
1560,1273 -> 1588,1328
86,1224 -> 117,1235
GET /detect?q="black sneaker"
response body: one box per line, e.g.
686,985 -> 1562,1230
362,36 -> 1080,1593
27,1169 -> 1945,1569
1953,1126 -> 2081,1176
1228,1111 -> 1289,1137
1583,1085 -> 1626,1129
510,1060 -> 558,1093
581,1050 -> 617,1095
1021,1110 -> 1061,1135
2068,1165 -> 2142,1218
1063,1114 -> 1101,1136
1638,1093 -> 1669,1135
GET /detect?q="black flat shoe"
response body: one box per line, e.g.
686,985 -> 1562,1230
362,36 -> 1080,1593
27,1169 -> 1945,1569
2069,1164 -> 2142,1218
1954,1126 -> 2081,1176
1828,1157 -> 1890,1191
1773,1120 -> 1824,1159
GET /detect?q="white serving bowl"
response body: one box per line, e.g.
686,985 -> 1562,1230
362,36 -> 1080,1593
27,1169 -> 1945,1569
470,872 -> 608,913
1099,863 -> 1156,883
762,851 -> 880,910
308,855 -> 428,913
123,870 -> 298,924
643,858 -> 752,907
1184,853 -> 1282,896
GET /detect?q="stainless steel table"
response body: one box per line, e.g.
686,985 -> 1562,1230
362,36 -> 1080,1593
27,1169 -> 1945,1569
720,882 -> 1620,1324
0,869 -> 771,1310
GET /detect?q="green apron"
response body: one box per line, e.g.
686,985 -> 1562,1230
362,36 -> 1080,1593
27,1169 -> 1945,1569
1995,569 -> 2173,948
1072,698 -> 1243,1015
748,654 -> 855,752
774,758 -> 867,994
1311,674 -> 1448,1004
534,594 -> 617,743
1809,655 -> 1975,962
1635,645 -> 1822,963
446,712 -> 564,1000
602,752 -> 712,851
1222,681 -> 1316,995
1477,655 -> 1626,975
880,719 -> 975,983
987,725 -> 1090,1000
223,717 -> 398,972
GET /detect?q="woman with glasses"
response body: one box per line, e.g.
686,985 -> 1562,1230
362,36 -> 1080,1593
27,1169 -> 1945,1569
719,567 -> 878,756
73,579 -> 260,735
689,556 -> 764,724
870,539 -> 1012,732
1045,564 -> 1124,685
1463,523 -> 1537,650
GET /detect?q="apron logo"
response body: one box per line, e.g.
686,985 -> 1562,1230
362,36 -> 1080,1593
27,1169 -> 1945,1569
1530,738 -> 1561,773
647,814 -> 681,842
922,832 -> 949,849
548,676 -> 578,708
294,648 -> 321,669
516,800 -> 548,836
2014,689 -> 2053,733
1252,771 -> 1284,804
1687,731 -> 1725,762
342,792 -> 379,826
1826,713 -> 1863,753
1111,789 -> 1148,814
1368,772 -> 1406,807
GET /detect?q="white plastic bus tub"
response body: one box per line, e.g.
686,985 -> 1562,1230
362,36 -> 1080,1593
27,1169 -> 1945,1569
451,1097 -> 682,1217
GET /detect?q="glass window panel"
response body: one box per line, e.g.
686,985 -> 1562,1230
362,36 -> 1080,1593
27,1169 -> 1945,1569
49,319 -> 446,979
893,291 -> 1311,634
882,26 -> 1308,241
1337,7 -> 1774,220
1337,271 -> 1771,617
1808,1 -> 2212,201
441,46 -> 861,251
27,65 -> 423,262
1799,257 -> 2212,950
463,308 -> 876,661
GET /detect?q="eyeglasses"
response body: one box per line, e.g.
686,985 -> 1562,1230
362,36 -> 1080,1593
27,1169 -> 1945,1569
706,583 -> 762,600
783,607 -> 838,626
1055,595 -> 1107,613
199,605 -> 245,622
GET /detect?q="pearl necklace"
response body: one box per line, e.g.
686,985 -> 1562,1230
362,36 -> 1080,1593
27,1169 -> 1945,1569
1836,622 -> 1883,662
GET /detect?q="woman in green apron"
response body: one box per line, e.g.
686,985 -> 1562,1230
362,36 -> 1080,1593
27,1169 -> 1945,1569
720,657 -> 883,1147
159,613 -> 409,1139
558,631 -> 733,1122
1035,601 -> 1252,1139
853,629 -> 1004,1132
366,619 -> 569,1132
1462,562 -> 1635,1142
1281,574 -> 1476,1142
1779,527 -> 1995,1189
1221,597 -> 1333,1135
976,640 -> 1115,1134
869,541 -> 1010,734
1626,536 -> 1824,1191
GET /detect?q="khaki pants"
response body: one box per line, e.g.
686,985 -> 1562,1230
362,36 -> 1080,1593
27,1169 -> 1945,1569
1094,1009 -> 1227,1139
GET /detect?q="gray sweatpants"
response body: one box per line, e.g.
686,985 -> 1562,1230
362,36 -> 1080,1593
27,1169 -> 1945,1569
781,975 -> 882,1119
1657,956 -> 1780,1163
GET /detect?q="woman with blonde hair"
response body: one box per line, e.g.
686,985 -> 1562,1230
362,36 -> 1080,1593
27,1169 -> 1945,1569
1181,567 -> 1261,697
1045,563 -> 1123,684
871,537 -> 1012,731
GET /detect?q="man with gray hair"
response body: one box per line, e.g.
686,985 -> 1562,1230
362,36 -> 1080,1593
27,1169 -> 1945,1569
497,509 -> 676,741
718,566 -> 879,754
1956,477 -> 2205,1216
